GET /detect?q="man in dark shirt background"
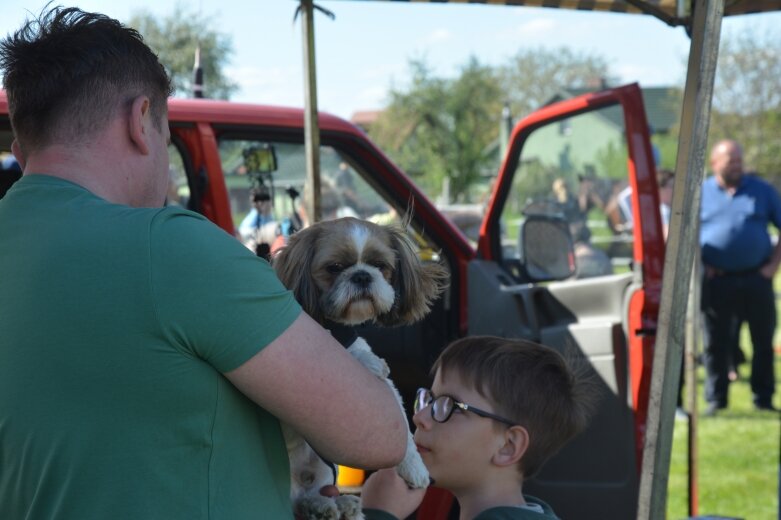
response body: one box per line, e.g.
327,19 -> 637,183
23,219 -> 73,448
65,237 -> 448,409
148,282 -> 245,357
700,139 -> 781,415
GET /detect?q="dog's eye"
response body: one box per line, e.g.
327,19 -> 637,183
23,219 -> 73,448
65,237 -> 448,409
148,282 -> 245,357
326,263 -> 345,274
370,261 -> 389,271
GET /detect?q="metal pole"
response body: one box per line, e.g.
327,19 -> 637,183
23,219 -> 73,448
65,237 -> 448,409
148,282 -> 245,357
301,0 -> 322,224
192,45 -> 204,99
685,256 -> 701,517
636,1 -> 723,518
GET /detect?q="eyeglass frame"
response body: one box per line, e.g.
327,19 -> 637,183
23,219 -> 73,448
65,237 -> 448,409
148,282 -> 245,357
414,387 -> 517,427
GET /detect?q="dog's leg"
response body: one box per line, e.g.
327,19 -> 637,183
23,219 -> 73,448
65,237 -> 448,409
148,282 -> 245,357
283,423 -> 343,520
347,338 -> 429,489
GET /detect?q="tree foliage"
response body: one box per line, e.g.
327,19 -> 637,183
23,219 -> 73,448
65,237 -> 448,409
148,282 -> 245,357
369,49 -> 613,202
500,47 -> 612,120
710,28 -> 781,184
128,6 -> 238,100
369,57 -> 503,201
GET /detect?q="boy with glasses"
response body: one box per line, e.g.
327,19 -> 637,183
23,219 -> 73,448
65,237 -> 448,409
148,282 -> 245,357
361,335 -> 598,520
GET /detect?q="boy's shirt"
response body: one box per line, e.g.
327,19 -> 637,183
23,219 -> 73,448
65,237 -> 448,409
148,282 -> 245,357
364,495 -> 559,520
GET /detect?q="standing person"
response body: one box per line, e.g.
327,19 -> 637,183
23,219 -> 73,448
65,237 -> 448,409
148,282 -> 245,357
238,186 -> 279,256
0,7 -> 406,519
700,139 -> 781,415
361,336 -> 598,520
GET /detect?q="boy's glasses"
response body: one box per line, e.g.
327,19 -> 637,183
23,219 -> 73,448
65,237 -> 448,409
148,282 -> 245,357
414,388 -> 517,426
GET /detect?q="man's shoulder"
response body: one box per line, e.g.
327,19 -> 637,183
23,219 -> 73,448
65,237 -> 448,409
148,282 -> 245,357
743,173 -> 778,192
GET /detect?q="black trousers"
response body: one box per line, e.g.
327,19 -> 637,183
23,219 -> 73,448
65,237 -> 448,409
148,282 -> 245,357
701,271 -> 776,407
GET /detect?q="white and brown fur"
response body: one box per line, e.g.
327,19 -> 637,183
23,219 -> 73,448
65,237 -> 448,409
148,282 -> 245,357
272,217 -> 449,520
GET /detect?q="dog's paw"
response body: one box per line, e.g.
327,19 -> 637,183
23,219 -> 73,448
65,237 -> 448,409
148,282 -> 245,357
347,340 -> 390,378
396,440 -> 430,489
294,496 -> 340,520
335,494 -> 364,520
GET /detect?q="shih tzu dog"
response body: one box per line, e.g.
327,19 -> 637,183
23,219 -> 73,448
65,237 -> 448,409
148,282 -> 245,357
272,216 -> 449,520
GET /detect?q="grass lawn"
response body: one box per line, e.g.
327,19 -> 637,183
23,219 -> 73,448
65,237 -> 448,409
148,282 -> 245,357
666,312 -> 781,519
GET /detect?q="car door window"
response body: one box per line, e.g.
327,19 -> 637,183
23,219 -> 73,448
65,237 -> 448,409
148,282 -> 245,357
500,105 -> 634,280
166,142 -> 190,208
216,138 -> 415,253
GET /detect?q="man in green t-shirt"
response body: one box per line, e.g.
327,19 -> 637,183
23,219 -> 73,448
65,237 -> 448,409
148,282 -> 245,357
0,7 -> 406,519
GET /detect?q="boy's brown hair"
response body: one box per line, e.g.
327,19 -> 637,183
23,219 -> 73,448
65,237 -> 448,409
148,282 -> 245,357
432,336 -> 598,477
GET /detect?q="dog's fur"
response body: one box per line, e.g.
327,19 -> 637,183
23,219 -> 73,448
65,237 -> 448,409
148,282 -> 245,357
272,217 -> 449,520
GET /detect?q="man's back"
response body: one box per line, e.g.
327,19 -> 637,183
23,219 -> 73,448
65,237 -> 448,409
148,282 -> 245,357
0,175 -> 300,519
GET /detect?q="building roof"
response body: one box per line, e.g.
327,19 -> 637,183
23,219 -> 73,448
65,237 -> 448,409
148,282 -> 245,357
350,110 -> 383,131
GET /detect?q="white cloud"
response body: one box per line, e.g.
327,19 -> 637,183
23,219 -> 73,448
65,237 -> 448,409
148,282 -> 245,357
227,65 -> 304,107
615,63 -> 683,86
517,18 -> 558,37
420,28 -> 452,46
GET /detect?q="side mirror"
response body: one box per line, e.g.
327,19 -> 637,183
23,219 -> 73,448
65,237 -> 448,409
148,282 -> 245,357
519,215 -> 576,282
243,143 -> 278,174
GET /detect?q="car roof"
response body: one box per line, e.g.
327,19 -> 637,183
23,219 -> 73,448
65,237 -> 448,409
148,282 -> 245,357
0,90 -> 363,137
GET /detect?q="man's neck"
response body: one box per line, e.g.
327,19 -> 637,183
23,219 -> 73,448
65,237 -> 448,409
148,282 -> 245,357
21,138 -> 141,207
715,172 -> 742,194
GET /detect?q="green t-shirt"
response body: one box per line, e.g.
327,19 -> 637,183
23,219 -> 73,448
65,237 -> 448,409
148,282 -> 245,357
0,175 -> 302,519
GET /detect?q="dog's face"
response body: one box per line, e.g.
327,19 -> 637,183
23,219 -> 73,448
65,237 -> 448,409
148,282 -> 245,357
272,217 -> 449,327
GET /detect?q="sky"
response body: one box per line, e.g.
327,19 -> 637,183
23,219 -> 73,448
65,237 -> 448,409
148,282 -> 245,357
1,0 -> 780,120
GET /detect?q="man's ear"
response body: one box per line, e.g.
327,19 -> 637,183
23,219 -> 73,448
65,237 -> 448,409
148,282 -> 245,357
492,425 -> 529,467
10,140 -> 25,169
128,96 -> 151,156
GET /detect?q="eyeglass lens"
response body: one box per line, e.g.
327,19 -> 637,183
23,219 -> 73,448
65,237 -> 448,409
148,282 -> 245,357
415,388 -> 454,422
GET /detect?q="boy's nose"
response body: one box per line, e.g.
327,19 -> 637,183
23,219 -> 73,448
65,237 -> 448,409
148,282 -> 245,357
412,407 -> 432,430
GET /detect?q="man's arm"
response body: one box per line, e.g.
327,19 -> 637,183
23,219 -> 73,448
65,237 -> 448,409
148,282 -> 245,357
224,312 -> 407,469
761,183 -> 781,279
760,237 -> 781,279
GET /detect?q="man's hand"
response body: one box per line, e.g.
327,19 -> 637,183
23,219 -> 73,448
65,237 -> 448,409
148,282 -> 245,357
361,468 -> 427,519
759,262 -> 778,279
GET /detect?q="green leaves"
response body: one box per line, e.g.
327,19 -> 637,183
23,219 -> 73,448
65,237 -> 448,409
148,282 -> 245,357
128,6 -> 238,100
369,50 -> 612,203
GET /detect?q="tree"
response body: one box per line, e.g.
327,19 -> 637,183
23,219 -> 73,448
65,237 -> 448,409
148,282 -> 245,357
500,47 -> 612,120
128,6 -> 238,100
369,57 -> 503,202
710,28 -> 781,185
370,49 -> 614,203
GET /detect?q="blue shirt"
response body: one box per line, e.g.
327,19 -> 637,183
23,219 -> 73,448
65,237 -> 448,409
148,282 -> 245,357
699,174 -> 781,271
238,208 -> 275,238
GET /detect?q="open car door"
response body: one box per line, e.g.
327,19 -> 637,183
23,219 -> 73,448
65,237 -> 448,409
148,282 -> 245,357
470,83 -> 665,519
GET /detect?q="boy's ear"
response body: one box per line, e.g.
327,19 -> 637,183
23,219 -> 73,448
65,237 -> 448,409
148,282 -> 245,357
492,425 -> 529,467
128,95 -> 151,156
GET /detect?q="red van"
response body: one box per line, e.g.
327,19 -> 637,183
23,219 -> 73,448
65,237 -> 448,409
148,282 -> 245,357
0,83 -> 664,520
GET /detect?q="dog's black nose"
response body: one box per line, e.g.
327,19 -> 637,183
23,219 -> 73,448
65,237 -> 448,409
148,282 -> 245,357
351,271 -> 372,288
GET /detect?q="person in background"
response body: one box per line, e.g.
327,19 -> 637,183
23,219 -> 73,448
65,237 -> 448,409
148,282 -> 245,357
656,168 -> 674,239
0,154 -> 22,199
361,336 -> 599,520
615,143 -> 662,234
238,187 -> 279,257
699,139 -> 781,416
0,7 -> 406,519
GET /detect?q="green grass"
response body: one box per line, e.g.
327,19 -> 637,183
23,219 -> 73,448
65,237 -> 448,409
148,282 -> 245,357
666,309 -> 781,519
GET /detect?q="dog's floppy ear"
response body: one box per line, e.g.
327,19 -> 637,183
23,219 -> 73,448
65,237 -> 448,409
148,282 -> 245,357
271,227 -> 325,324
378,224 -> 450,326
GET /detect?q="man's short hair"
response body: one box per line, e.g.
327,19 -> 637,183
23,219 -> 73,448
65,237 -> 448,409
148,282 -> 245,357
0,6 -> 172,154
251,187 -> 271,203
432,336 -> 598,477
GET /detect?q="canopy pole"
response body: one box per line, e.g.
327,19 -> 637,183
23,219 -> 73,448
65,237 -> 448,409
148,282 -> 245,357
636,0 -> 723,518
300,0 -> 322,224
685,255 -> 701,517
